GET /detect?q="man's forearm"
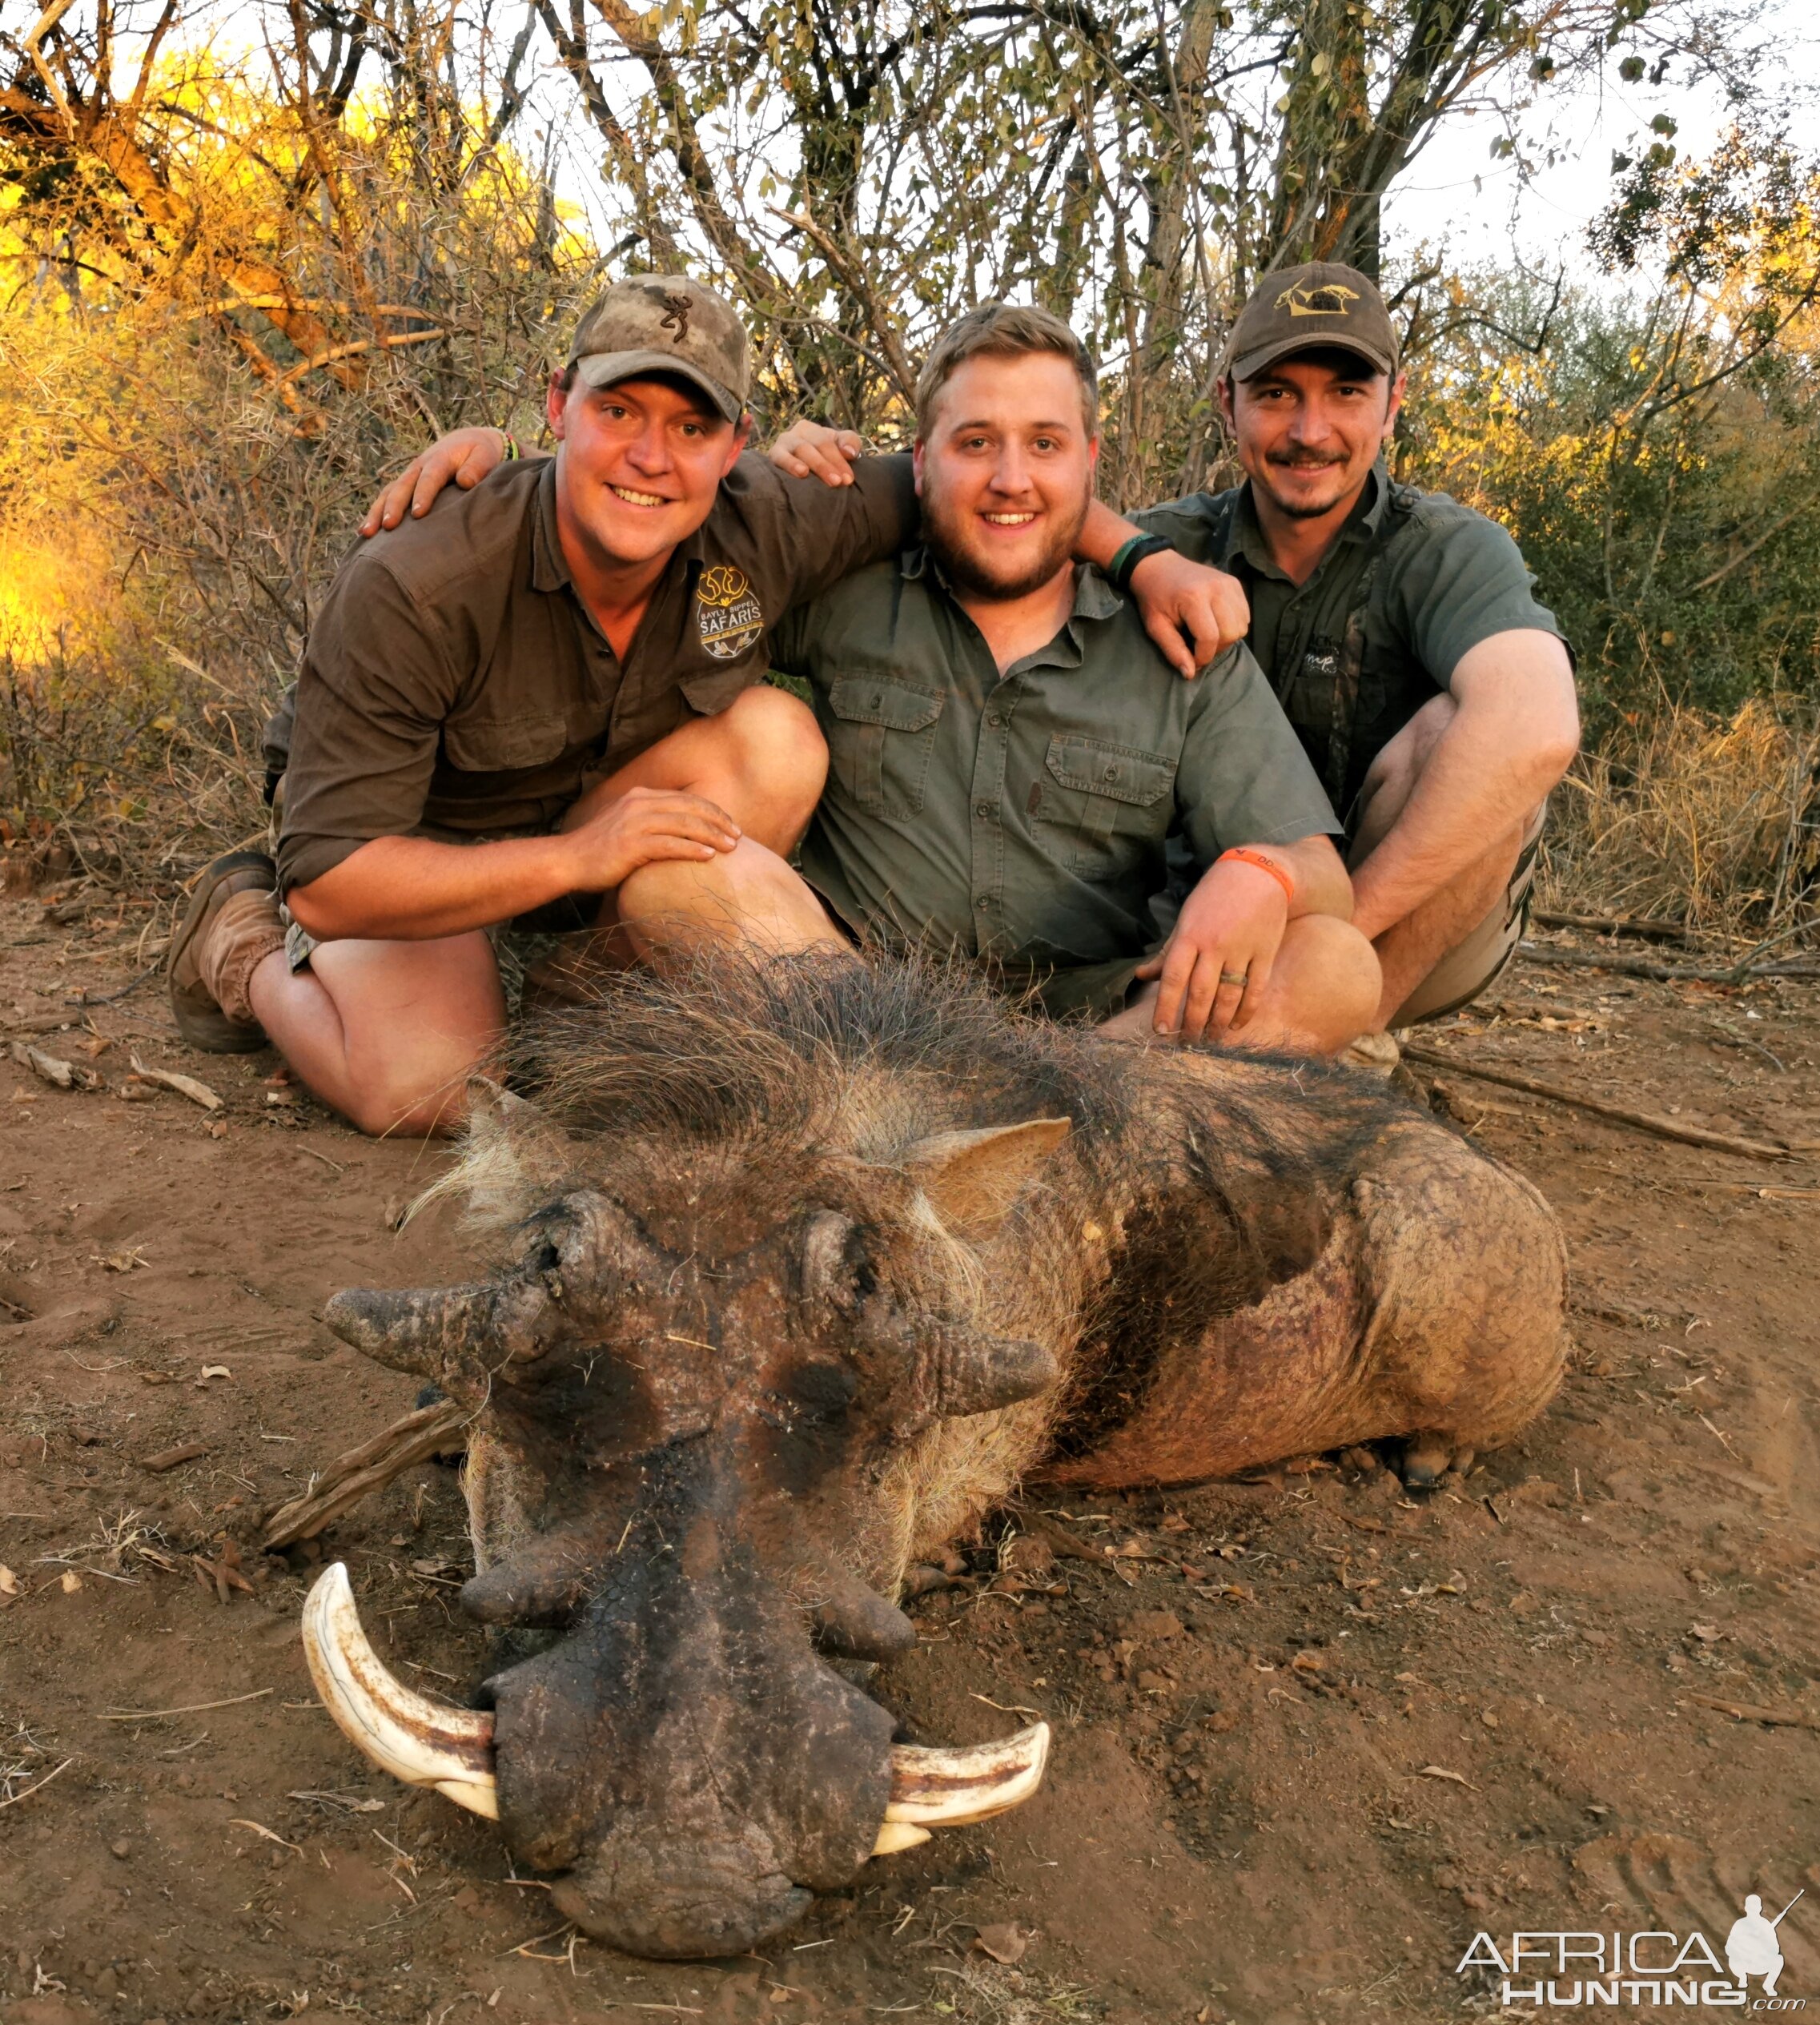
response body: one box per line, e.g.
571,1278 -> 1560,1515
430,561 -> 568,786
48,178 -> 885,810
285,834 -> 582,942
1238,834 -> 1353,920
1077,496 -> 1146,569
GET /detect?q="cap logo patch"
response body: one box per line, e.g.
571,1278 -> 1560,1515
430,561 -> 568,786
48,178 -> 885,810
696,563 -> 763,661
657,290 -> 694,340
1276,281 -> 1360,317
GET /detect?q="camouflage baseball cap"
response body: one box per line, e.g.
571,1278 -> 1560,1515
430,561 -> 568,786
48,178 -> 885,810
1223,261 -> 1400,382
564,276 -> 751,423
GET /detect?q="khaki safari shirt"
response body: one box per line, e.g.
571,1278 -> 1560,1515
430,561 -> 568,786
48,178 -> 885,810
1139,463 -> 1569,814
772,549 -> 1340,971
269,452 -> 917,893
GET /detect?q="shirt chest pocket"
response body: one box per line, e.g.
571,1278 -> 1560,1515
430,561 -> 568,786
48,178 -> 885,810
826,676 -> 945,818
1043,735 -> 1176,874
441,710 -> 573,773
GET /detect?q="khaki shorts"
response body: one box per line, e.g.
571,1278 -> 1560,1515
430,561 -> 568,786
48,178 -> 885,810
1384,803 -> 1545,1028
270,789 -> 591,993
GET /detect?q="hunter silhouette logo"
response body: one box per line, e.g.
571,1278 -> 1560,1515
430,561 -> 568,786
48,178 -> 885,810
1276,280 -> 1360,317
1729,1891 -> 1802,1999
695,563 -> 763,661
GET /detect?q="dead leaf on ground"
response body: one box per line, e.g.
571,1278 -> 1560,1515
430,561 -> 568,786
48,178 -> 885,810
59,1570 -> 82,1594
96,1248 -> 149,1272
196,1364 -> 232,1383
1417,1765 -> 1477,1790
971,1923 -> 1031,1965
0,1565 -> 20,1597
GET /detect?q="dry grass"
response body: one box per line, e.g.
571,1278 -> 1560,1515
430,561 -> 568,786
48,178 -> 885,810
1538,698 -> 1820,942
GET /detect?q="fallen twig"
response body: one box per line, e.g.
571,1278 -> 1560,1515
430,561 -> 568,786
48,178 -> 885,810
128,1054 -> 223,1111
68,961 -> 163,1008
1687,1692 -> 1820,1731
1400,1045 -> 1805,1162
0,1758 -> 74,1810
263,1396 -> 469,1549
1519,942 -> 1820,985
98,1689 -> 272,1722
1532,910 -> 1685,942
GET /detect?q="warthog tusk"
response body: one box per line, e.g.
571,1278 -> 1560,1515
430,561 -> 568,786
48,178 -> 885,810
302,1562 -> 500,1819
879,1722 -> 1051,1830
870,1820 -> 934,1855
303,1566 -> 1050,1853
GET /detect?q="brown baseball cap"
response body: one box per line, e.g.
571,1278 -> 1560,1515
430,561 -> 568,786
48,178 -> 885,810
1223,261 -> 1400,381
564,275 -> 751,423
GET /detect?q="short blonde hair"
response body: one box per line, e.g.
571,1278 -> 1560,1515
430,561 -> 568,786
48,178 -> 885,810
914,303 -> 1098,439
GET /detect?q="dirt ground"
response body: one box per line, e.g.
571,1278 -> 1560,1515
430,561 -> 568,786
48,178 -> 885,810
2,886 -> 1818,2025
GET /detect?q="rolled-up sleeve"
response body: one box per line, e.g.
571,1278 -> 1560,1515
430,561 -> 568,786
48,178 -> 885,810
275,557 -> 456,894
1175,645 -> 1341,869
1388,511 -> 1569,683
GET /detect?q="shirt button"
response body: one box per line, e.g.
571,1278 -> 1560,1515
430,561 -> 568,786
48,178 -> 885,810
985,711 -> 1005,729
974,802 -> 992,820
974,895 -> 990,910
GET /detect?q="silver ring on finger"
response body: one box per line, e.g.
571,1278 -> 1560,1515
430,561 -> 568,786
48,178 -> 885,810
1219,970 -> 1249,989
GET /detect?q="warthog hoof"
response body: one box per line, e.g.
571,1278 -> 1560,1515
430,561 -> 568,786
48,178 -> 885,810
1398,1432 -> 1476,1489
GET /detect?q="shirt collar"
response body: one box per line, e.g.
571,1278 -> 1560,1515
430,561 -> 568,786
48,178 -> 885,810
1230,458 -> 1391,580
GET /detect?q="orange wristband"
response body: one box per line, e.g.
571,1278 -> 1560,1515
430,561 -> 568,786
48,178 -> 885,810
1218,846 -> 1296,907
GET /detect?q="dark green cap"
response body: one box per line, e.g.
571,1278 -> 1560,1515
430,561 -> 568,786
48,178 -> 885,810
1223,261 -> 1400,381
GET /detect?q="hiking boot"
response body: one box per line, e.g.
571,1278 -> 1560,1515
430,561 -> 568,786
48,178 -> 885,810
168,850 -> 287,1052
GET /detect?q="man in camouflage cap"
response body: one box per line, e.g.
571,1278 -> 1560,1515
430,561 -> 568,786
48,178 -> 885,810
1138,260 -> 1581,1035
168,275 -> 1247,1135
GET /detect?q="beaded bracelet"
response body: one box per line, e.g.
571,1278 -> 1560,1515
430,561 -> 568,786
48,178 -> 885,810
498,429 -> 520,462
1217,846 -> 1296,906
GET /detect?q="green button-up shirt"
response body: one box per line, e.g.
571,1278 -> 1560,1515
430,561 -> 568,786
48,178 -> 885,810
771,549 -> 1340,970
1139,464 -> 1569,814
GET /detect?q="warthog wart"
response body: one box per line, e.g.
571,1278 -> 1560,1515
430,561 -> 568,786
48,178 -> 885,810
303,950 -> 1565,1957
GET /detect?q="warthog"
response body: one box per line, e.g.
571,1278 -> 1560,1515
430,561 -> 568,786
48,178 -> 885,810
303,953 -> 1565,1958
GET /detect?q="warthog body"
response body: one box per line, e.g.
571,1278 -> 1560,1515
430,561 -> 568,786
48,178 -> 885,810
320,954 -> 1565,1957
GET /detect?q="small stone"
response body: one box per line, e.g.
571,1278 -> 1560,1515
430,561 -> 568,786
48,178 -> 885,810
110,1838 -> 131,1860
1121,1610 -> 1184,1642
60,1569 -> 82,1593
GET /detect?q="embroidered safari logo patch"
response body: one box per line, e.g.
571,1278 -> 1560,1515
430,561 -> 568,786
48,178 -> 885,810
696,563 -> 764,661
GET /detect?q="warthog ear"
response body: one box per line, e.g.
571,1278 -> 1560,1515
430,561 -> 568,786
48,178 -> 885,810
902,1118 -> 1072,1237
407,1078 -> 574,1231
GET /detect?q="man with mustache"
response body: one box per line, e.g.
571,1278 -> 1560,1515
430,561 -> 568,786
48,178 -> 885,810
773,266 -> 1580,1039
167,279 -> 1246,1135
400,304 -> 1377,1050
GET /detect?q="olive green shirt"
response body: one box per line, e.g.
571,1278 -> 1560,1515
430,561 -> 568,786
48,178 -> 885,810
1138,464 -> 1569,813
269,452 -> 918,894
772,549 -> 1340,970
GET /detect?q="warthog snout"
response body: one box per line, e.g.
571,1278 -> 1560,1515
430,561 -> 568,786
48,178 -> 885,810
309,1119 -> 1068,1954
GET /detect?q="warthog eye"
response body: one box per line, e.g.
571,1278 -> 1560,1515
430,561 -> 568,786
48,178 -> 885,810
798,1211 -> 874,1312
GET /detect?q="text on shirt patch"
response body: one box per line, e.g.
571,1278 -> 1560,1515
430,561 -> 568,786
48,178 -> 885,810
696,563 -> 764,661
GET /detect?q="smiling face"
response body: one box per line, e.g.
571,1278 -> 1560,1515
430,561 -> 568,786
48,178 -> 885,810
1221,349 -> 1405,524
548,371 -> 750,572
914,352 -> 1098,601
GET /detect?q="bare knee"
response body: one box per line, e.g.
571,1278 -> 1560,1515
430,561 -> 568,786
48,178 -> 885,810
704,685 -> 828,844
1270,915 -> 1383,1055
341,1067 -> 474,1139
619,836 -> 834,954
